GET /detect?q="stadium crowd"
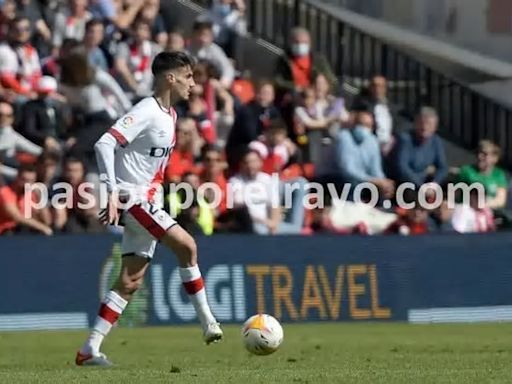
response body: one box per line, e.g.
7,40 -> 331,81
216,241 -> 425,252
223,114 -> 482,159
0,0 -> 509,236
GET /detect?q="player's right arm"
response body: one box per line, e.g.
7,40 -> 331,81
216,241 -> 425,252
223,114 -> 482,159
94,103 -> 149,224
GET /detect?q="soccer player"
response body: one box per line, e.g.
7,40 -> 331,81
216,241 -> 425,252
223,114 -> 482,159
75,51 -> 223,367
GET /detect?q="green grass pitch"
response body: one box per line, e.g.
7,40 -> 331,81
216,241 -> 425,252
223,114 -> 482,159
0,323 -> 511,383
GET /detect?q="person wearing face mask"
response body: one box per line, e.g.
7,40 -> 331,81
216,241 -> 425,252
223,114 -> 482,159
392,106 -> 448,188
274,27 -> 337,97
352,75 -> 403,156
325,110 -> 395,200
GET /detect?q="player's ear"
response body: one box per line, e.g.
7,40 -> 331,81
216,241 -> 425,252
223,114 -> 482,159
165,72 -> 176,83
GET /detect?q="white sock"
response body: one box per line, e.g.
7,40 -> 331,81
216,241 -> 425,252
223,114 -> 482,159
81,290 -> 128,355
180,265 -> 216,327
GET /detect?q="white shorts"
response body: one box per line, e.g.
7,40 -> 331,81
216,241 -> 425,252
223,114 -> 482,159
121,201 -> 177,259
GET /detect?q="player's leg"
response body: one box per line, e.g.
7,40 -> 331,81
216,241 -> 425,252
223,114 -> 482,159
160,225 -> 223,344
76,215 -> 154,366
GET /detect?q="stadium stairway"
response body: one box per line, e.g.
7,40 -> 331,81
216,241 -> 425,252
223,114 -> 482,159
170,0 -> 512,170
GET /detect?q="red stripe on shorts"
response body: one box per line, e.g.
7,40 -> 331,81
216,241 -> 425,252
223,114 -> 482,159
99,303 -> 120,324
183,277 -> 204,295
108,128 -> 128,147
128,204 -> 166,240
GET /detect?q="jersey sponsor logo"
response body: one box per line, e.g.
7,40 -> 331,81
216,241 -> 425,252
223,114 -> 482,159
119,115 -> 134,128
149,146 -> 172,158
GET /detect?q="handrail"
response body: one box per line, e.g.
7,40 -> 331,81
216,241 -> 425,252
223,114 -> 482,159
244,0 -> 512,168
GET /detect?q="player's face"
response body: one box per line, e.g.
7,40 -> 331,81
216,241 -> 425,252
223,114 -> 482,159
171,65 -> 195,101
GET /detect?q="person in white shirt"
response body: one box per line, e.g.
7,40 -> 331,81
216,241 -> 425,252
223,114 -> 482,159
451,189 -> 495,233
229,149 -> 304,235
0,101 -> 42,180
207,0 -> 247,58
114,18 -> 162,98
188,19 -> 235,89
52,0 -> 92,50
75,51 -> 223,368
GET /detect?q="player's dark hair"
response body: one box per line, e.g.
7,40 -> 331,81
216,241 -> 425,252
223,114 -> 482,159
151,51 -> 195,77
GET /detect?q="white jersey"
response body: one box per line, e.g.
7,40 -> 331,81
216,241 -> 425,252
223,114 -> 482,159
108,96 -> 177,202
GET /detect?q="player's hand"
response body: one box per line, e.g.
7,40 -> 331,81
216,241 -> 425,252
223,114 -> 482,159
99,193 -> 120,226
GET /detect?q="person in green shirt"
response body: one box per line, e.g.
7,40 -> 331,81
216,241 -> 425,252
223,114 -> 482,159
457,140 -> 508,209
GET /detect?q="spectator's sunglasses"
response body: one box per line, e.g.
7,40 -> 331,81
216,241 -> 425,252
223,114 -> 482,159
0,112 -> 13,117
205,156 -> 221,162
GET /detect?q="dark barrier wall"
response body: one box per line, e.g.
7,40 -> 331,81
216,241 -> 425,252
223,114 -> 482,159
1,234 -> 512,329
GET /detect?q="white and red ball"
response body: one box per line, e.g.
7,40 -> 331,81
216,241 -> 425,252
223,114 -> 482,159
241,314 -> 283,355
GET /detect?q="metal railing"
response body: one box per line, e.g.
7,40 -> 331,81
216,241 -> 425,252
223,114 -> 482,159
189,0 -> 512,167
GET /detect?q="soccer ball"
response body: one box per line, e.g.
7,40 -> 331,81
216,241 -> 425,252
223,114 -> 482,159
242,314 -> 283,355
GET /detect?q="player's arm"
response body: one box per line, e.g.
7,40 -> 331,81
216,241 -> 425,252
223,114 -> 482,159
94,132 -> 120,225
94,108 -> 148,225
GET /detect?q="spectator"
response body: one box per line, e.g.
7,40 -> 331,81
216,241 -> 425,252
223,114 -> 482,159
228,149 -> 304,235
199,144 -> 228,215
88,0 -> 144,31
114,17 -> 161,99
16,0 -> 52,55
0,16 -> 42,98
457,140 -> 507,210
386,192 -> 430,235
0,163 -> 53,235
172,172 -> 214,236
393,106 -> 448,188
138,0 -> 167,48
314,72 -> 349,129
0,0 -> 16,42
322,110 -> 394,199
249,119 -> 297,176
226,80 -> 281,169
36,151 -> 60,189
59,47 -> 131,167
177,61 -> 235,146
52,157 -> 103,233
83,18 -> 108,71
52,0 -> 92,52
19,76 -> 70,152
274,27 -> 337,95
294,87 -> 336,166
165,118 -> 203,183
207,0 -> 247,58
188,19 -> 235,89
353,75 -> 398,156
0,100 -> 42,180
59,46 -> 131,121
166,29 -> 185,52
451,188 -> 495,233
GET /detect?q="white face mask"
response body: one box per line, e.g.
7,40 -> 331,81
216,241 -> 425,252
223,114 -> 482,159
291,43 -> 310,57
